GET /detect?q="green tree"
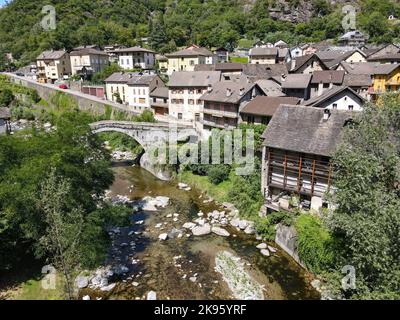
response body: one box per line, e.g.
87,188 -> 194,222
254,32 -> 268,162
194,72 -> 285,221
330,95 -> 400,299
38,169 -> 84,300
0,88 -> 14,107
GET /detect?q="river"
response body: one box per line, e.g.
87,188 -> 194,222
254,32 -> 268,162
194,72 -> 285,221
82,165 -> 319,300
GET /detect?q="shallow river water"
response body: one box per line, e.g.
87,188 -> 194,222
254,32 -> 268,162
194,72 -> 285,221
83,165 -> 320,300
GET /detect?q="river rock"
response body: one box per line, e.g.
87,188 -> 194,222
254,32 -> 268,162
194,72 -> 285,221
147,291 -> 157,300
230,218 -> 240,228
183,222 -> 196,230
189,276 -> 197,283
168,228 -> 182,239
76,276 -> 89,289
256,243 -> 267,249
82,295 -> 91,300
260,249 -> 270,257
100,283 -> 116,292
158,233 -> 168,241
267,245 -> 277,253
113,265 -> 129,275
238,220 -> 249,230
178,183 -> 189,189
212,226 -> 230,237
132,282 -> 140,287
192,224 -> 211,236
244,225 -> 256,235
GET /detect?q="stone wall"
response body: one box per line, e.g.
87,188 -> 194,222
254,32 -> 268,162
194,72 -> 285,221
275,223 -> 305,268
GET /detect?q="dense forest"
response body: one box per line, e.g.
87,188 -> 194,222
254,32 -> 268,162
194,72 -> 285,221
0,0 -> 400,67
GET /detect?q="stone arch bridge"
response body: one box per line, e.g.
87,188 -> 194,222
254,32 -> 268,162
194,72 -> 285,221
90,121 -> 196,151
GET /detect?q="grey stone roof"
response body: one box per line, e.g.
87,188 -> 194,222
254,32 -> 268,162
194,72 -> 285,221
249,47 -> 278,57
242,64 -> 288,81
255,79 -> 284,96
168,71 -> 221,87
104,72 -> 136,83
343,74 -> 372,87
199,81 -> 255,104
311,70 -> 345,84
127,75 -> 160,86
70,48 -> 109,56
240,96 -> 301,117
291,54 -> 327,72
166,46 -> 213,57
37,50 -> 67,60
340,62 -> 379,75
281,74 -> 312,89
262,104 -> 355,157
150,87 -> 169,98
111,46 -> 155,54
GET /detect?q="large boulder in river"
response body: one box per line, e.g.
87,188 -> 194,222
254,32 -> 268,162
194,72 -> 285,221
192,224 -> 211,236
238,220 -> 249,230
183,222 -> 196,230
212,226 -> 230,237
230,218 -> 240,228
76,276 -> 89,289
147,291 -> 157,300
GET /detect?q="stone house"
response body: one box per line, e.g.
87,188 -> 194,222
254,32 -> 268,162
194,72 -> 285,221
112,47 -> 156,70
36,50 -> 71,83
261,105 -> 354,212
69,47 -> 109,78
168,71 -> 221,122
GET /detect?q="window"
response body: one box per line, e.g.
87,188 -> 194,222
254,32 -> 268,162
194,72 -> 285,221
348,105 -> 354,111
246,115 -> 255,124
197,89 -> 202,94
333,103 -> 337,110
139,98 -> 146,104
188,99 -> 195,105
178,113 -> 183,120
195,113 -> 200,122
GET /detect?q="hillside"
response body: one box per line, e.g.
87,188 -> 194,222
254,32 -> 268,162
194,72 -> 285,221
0,0 -> 399,67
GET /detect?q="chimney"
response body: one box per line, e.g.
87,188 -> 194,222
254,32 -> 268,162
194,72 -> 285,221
281,73 -> 287,82
323,109 -> 331,121
207,84 -> 212,93
239,88 -> 245,96
226,88 -> 232,97
129,73 -> 133,79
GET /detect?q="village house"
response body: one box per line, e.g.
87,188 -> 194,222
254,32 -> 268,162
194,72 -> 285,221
165,45 -> 215,75
289,54 -> 328,74
318,49 -> 367,69
112,47 -> 156,70
168,71 -> 221,122
36,50 -> 71,83
338,30 -> 367,47
0,107 -> 11,135
156,55 -> 168,74
370,64 -> 400,98
213,47 -> 229,63
309,70 -> 345,99
276,74 -> 312,100
69,47 -> 109,78
304,86 -> 365,111
105,72 -> 164,112
104,44 -> 126,63
240,96 -> 301,126
150,87 -> 169,115
249,47 -> 278,65
343,74 -> 373,101
261,104 -> 354,212
200,80 -> 263,131
366,43 -> 399,61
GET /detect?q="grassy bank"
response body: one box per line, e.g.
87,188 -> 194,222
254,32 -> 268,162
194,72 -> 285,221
178,170 -> 232,203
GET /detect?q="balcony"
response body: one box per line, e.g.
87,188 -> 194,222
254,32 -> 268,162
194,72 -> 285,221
203,108 -> 238,119
202,120 -> 236,130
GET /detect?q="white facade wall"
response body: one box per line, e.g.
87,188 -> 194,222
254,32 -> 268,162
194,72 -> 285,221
319,91 -> 363,111
118,52 -> 155,70
126,85 -> 151,111
168,88 -> 207,122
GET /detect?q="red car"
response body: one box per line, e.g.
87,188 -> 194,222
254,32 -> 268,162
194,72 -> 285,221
58,84 -> 68,89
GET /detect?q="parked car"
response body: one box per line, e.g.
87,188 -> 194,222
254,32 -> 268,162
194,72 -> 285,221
15,72 -> 25,77
58,84 -> 68,89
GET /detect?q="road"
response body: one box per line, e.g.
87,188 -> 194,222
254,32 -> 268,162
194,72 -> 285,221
3,72 -> 193,126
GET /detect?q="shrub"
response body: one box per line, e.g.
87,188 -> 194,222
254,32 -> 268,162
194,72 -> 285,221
254,217 -> 276,241
0,88 -> 14,107
295,214 -> 335,274
208,164 -> 231,184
